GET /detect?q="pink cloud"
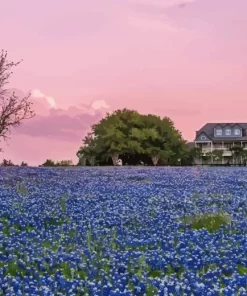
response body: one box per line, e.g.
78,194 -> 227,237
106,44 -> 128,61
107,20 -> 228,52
0,88 -> 111,165
130,0 -> 197,8
16,114 -> 96,142
20,89 -> 110,141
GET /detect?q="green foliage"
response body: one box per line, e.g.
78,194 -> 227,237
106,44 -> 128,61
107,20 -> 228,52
237,264 -> 247,275
148,269 -> 162,278
20,161 -> 28,167
16,182 -> 28,195
4,260 -> 19,277
77,133 -> 98,165
41,159 -> 73,167
86,227 -> 93,252
189,147 -> 202,159
137,255 -> 147,278
242,150 -> 247,160
183,213 -> 231,233
77,109 -> 186,165
42,159 -> 56,166
230,146 -> 244,154
231,146 -> 244,164
212,150 -> 224,163
1,159 -> 15,166
56,160 -> 73,166
60,193 -> 68,213
146,285 -> 159,296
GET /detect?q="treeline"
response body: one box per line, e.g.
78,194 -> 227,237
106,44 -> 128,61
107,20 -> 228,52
0,159 -> 28,167
1,108 -> 202,168
0,159 -> 74,167
41,159 -> 74,167
77,108 -> 196,166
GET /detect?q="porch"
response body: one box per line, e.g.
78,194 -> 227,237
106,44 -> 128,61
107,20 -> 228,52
194,141 -> 247,164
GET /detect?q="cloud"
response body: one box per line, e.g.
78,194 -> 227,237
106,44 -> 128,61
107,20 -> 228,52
127,0 -> 198,32
7,89 -> 111,142
91,99 -> 110,110
0,89 -> 112,165
17,113 -> 101,141
31,89 -> 56,108
130,0 -> 197,8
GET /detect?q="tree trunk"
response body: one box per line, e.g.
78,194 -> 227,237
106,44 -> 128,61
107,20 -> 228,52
79,157 -> 86,166
111,154 -> 119,166
151,156 -> 159,166
88,156 -> 95,166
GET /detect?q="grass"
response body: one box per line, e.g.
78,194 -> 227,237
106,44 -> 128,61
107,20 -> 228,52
1,216 -> 36,237
146,285 -> 159,296
1,256 -> 87,280
237,264 -> 247,275
182,212 -> 231,233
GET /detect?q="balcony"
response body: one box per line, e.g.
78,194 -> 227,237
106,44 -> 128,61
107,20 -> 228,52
201,147 -> 211,153
222,150 -> 232,157
202,147 -> 227,153
201,147 -> 232,156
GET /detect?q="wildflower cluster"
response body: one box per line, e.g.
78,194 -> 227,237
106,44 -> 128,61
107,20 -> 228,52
1,166 -> 247,295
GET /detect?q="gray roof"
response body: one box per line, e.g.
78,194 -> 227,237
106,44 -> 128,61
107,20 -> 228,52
195,123 -> 247,141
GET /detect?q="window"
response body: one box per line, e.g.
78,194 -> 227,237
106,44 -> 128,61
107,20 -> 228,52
201,135 -> 206,140
215,129 -> 222,136
234,128 -> 240,135
225,129 -> 231,135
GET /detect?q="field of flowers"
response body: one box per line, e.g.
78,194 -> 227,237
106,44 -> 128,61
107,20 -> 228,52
1,166 -> 247,295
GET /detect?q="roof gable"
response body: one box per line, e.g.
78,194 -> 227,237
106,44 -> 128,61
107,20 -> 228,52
196,123 -> 216,139
214,124 -> 223,129
195,132 -> 211,142
231,123 -> 242,129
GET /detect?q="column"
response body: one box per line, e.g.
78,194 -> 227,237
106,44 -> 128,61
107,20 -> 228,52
222,142 -> 224,164
211,142 -> 213,165
241,141 -> 243,165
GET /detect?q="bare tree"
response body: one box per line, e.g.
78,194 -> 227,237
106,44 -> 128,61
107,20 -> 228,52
0,50 -> 35,144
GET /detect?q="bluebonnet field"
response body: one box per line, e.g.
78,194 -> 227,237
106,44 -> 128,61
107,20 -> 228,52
1,167 -> 247,295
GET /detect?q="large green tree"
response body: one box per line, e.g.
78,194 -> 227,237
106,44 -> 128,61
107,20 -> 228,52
77,109 -> 186,166
77,132 -> 98,165
91,109 -> 143,165
137,114 -> 176,165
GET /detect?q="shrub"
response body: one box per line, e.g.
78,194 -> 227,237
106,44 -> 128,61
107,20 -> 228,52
42,159 -> 55,166
183,212 -> 231,233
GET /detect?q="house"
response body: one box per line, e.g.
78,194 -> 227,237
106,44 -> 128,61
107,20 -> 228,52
194,123 -> 247,164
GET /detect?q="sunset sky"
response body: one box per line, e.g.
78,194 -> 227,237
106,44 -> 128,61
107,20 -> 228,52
1,0 -> 247,165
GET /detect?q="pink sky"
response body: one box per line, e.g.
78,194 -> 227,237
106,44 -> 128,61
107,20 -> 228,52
1,0 -> 247,165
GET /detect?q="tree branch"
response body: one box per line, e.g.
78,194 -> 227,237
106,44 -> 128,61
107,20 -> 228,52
0,50 -> 35,144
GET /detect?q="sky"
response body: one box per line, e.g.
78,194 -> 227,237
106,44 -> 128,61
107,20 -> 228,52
1,0 -> 247,165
